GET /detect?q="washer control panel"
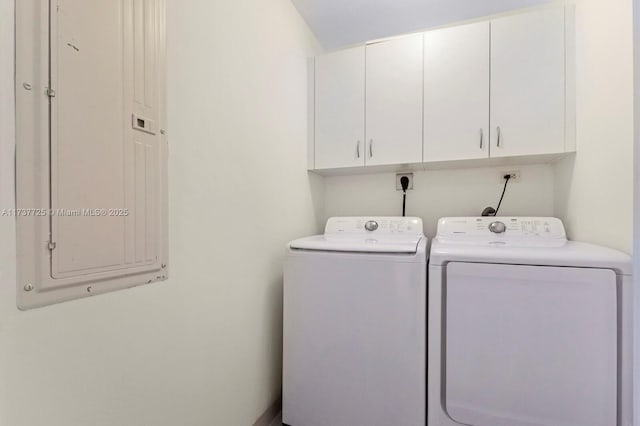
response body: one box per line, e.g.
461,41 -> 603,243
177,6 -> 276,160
325,217 -> 423,236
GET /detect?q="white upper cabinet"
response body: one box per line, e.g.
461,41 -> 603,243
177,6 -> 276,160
424,22 -> 490,162
490,7 -> 567,157
314,46 -> 365,169
309,6 -> 574,172
365,34 -> 424,166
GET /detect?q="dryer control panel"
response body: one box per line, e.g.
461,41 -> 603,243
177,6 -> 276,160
436,217 -> 566,246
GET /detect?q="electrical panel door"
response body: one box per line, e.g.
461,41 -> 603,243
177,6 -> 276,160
16,0 -> 168,308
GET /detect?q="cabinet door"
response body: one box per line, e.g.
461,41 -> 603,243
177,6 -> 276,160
365,34 -> 423,166
490,7 -> 566,157
424,22 -> 490,162
315,46 -> 365,169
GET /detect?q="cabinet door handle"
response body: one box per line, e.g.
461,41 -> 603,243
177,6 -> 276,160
496,126 -> 502,147
356,140 -> 361,158
369,139 -> 373,158
479,129 -> 484,149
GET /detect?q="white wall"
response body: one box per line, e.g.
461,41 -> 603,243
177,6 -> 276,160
633,0 -> 640,422
553,0 -> 634,254
323,165 -> 556,237
0,1 -> 323,425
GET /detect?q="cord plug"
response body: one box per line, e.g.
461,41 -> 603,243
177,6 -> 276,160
481,207 -> 496,217
400,176 -> 409,193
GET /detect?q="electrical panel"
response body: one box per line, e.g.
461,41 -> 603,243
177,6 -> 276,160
15,0 -> 168,309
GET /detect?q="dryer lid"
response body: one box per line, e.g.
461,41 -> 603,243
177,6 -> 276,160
289,217 -> 425,253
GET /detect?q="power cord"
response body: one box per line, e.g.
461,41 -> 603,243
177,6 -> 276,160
400,176 -> 409,217
494,174 -> 511,215
481,174 -> 512,217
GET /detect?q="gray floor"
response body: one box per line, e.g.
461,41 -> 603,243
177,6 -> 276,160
268,412 -> 282,426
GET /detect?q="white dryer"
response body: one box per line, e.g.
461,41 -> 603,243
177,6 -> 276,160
283,217 -> 428,426
428,217 -> 632,426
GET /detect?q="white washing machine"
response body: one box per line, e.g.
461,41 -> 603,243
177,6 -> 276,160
428,217 -> 633,426
283,217 -> 428,426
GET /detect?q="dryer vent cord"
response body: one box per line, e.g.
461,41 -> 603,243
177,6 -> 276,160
400,176 -> 410,217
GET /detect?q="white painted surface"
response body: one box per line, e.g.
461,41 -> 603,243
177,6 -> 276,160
423,22 -> 490,162
365,34 -> 424,166
291,0 -> 554,49
553,0 -> 634,254
283,239 -> 427,426
0,0 -> 323,425
314,47 -> 365,169
490,7 -> 566,157
322,164 -> 555,238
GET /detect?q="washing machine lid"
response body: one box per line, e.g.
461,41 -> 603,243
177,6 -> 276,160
289,217 -> 424,253
430,217 -> 631,274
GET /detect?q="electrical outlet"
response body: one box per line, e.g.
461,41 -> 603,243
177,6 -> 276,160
396,173 -> 414,190
500,170 -> 521,182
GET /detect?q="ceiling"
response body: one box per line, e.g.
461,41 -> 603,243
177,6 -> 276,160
291,0 -> 554,49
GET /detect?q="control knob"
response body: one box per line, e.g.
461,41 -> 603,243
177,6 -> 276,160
365,220 -> 379,232
489,221 -> 506,234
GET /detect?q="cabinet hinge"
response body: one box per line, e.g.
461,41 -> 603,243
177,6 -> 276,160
46,88 -> 56,98
47,241 -> 57,251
